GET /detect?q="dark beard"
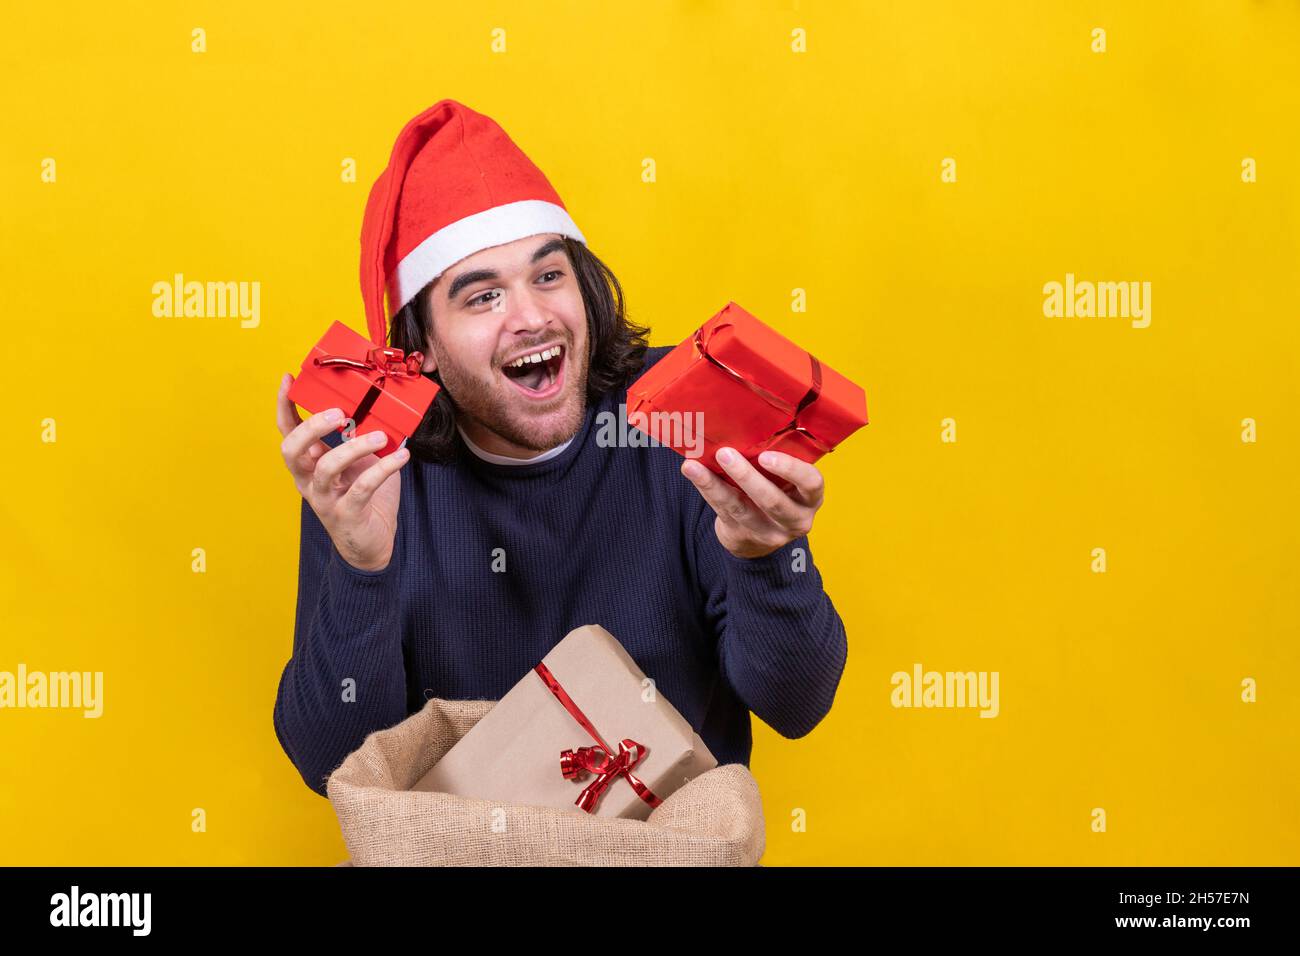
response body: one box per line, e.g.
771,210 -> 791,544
435,337 -> 589,453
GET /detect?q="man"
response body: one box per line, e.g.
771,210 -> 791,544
273,100 -> 848,796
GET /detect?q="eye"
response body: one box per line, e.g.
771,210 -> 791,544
466,272 -> 561,309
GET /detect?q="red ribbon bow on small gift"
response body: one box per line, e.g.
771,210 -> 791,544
534,661 -> 663,815
314,345 -> 425,377
313,345 -> 426,428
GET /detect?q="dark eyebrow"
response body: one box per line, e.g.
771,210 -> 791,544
445,238 -> 568,302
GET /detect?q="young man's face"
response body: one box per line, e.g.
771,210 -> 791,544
421,233 -> 590,458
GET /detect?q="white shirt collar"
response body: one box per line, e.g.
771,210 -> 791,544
456,423 -> 575,466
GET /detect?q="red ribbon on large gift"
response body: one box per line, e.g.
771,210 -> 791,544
313,344 -> 426,430
533,661 -> 663,814
691,321 -> 836,456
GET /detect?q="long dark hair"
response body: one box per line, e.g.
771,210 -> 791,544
388,236 -> 650,464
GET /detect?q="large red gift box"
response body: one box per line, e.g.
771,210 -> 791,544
626,302 -> 868,488
287,320 -> 439,458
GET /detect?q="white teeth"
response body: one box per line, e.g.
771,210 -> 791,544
506,344 -> 562,368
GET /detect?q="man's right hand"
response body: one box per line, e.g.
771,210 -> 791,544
276,372 -> 410,572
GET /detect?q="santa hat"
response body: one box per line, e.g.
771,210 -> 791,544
358,99 -> 586,347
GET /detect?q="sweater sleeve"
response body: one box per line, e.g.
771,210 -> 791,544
692,502 -> 849,739
272,495 -> 409,796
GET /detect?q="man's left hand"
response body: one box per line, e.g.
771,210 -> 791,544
681,447 -> 825,559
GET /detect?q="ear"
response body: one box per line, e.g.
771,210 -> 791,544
421,347 -> 437,374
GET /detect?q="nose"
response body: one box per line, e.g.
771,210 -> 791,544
503,285 -> 550,335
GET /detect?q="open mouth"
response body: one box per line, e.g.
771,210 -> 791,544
500,343 -> 565,400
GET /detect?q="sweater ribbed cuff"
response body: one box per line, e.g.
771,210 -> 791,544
721,536 -> 844,667
720,537 -> 808,586
324,544 -> 403,625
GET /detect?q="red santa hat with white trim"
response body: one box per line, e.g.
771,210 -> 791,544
358,99 -> 586,347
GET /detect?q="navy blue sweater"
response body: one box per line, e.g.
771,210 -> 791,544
273,345 -> 849,796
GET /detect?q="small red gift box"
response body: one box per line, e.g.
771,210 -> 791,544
287,320 -> 439,458
626,302 -> 868,489
287,135 -> 444,458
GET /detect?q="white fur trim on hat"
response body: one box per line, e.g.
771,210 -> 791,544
388,199 -> 586,317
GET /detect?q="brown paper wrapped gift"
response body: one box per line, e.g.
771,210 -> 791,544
410,624 -> 718,820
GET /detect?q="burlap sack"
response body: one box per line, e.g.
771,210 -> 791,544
327,697 -> 766,866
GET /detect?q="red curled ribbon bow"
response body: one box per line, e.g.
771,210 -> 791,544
312,345 -> 426,429
534,661 -> 663,814
692,322 -> 835,455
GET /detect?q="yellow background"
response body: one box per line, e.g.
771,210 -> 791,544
1,1 -> 1296,865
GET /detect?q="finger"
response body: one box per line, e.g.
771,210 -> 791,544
281,406 -> 345,476
681,458 -> 758,528
275,373 -> 304,438
342,445 -> 410,509
715,447 -> 812,532
756,450 -> 825,509
310,428 -> 390,497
